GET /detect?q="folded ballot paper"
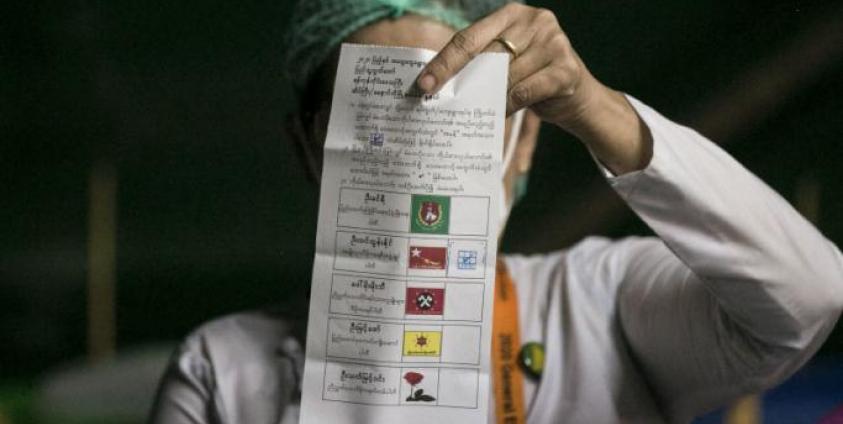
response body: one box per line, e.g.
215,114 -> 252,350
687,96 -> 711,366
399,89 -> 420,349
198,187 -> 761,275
300,43 -> 508,424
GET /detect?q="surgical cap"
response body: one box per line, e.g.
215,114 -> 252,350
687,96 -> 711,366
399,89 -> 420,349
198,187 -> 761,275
283,0 -> 513,98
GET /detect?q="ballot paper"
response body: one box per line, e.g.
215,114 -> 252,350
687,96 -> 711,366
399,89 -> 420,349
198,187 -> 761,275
299,43 -> 508,424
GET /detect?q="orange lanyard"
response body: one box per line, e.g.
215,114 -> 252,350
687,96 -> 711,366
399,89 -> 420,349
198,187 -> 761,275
492,260 -> 526,424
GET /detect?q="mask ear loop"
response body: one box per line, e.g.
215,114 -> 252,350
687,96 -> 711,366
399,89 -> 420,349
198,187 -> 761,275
502,109 -> 525,174
499,109 -> 526,238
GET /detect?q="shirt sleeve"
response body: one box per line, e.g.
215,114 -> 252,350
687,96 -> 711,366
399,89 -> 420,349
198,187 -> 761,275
148,336 -> 219,424
604,95 -> 843,422
147,311 -> 305,424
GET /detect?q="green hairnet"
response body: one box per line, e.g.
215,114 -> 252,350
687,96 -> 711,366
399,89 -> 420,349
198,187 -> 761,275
283,0 -> 513,98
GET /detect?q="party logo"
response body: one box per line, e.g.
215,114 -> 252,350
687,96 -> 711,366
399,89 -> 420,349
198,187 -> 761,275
403,371 -> 436,402
408,246 -> 447,270
406,287 -> 445,315
403,331 -> 442,357
411,195 -> 450,234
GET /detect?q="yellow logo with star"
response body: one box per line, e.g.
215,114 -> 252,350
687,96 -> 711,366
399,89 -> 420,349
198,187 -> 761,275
403,331 -> 442,357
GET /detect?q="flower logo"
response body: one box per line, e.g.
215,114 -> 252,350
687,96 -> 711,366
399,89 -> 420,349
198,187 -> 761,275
403,371 -> 436,402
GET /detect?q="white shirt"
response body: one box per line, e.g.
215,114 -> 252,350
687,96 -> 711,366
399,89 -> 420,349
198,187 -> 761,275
149,96 -> 843,424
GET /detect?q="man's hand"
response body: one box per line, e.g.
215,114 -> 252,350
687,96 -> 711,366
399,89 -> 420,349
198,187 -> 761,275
416,3 -> 653,174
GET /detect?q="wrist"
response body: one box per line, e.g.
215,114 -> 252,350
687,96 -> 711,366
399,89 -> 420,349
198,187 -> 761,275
559,84 -> 653,175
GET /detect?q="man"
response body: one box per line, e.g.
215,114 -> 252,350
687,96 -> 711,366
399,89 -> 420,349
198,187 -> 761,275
149,1 -> 843,423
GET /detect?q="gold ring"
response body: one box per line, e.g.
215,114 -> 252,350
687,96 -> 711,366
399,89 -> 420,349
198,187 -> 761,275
493,36 -> 519,59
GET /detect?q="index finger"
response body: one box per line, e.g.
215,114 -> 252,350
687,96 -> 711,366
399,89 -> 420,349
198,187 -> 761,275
416,4 -> 516,94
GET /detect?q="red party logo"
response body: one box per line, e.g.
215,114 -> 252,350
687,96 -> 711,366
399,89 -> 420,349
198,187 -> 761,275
405,287 -> 445,315
408,246 -> 447,270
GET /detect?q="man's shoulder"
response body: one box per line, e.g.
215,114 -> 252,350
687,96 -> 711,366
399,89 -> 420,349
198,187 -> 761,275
154,310 -> 305,422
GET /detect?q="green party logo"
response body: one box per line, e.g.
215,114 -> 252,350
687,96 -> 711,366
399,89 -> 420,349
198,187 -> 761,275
410,194 -> 450,234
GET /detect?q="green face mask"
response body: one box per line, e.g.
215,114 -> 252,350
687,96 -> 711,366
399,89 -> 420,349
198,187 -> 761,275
514,173 -> 529,205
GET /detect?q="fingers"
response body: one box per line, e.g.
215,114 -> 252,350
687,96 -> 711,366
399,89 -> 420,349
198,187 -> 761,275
482,16 -> 537,55
415,4 -> 584,128
508,22 -> 572,85
507,29 -> 580,115
416,3 -> 519,94
506,69 -> 569,116
507,45 -> 552,90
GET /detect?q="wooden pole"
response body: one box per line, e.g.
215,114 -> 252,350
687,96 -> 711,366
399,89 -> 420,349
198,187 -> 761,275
724,395 -> 761,424
87,160 -> 117,363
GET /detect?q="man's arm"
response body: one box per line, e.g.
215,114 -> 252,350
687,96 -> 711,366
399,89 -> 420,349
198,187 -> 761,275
605,97 -> 843,422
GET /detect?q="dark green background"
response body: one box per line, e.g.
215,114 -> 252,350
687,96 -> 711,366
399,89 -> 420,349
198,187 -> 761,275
3,0 -> 842,386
